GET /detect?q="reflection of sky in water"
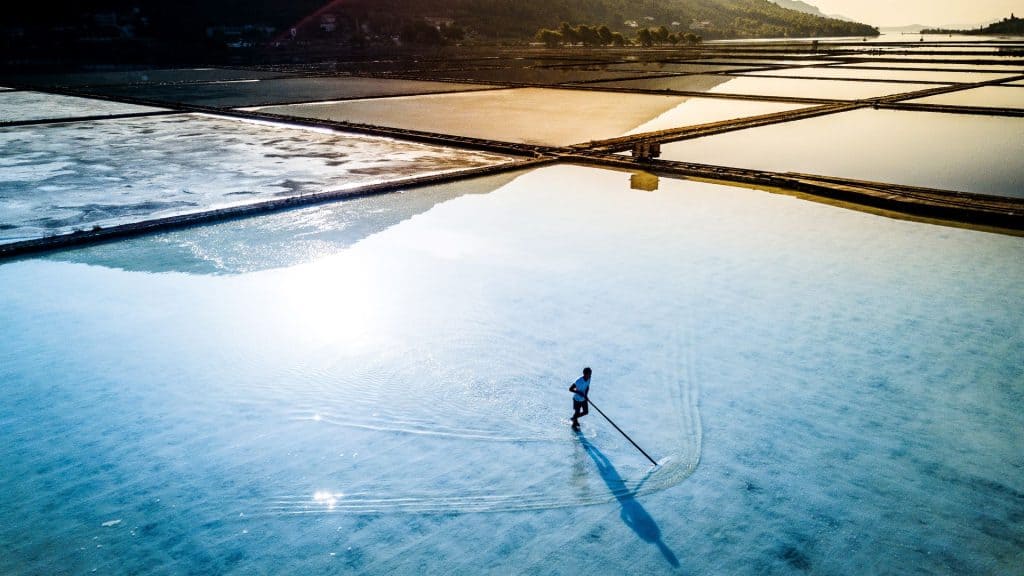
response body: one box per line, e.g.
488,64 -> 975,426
840,54 -> 1024,61
907,85 -> 1024,108
46,170 -> 523,275
254,87 -> 690,146
2,164 -> 1022,574
836,62 -> 1024,72
659,108 -> 1024,198
591,74 -> 940,99
623,97 -> 810,135
745,67 -> 1016,83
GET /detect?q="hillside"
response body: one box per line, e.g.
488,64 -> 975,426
289,0 -> 879,41
9,0 -> 877,42
767,0 -> 856,23
4,0 -> 878,67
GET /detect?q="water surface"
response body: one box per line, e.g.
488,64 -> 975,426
907,85 -> 1024,108
0,91 -> 166,124
2,164 -> 1021,575
253,87 -> 689,146
91,77 -> 498,108
836,61 -> 1024,72
0,114 -> 512,243
745,67 -> 1016,83
0,67 -> 289,88
589,74 -> 940,100
657,108 -> 1024,197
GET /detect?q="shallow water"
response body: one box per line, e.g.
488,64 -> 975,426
416,67 -> 662,84
2,164 -> 1022,575
91,77 -> 498,108
697,59 -> 839,67
587,62 -> 753,73
657,108 -> 1024,197
907,85 -> 1024,108
622,97 -> 809,135
0,114 -> 513,243
836,61 -> 1024,72
839,54 -> 1024,62
0,91 -> 166,123
589,74 -> 941,100
746,67 -> 1016,83
253,87 -> 690,146
0,67 -> 289,88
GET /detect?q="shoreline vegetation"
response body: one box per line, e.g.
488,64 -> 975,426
922,14 -> 1024,36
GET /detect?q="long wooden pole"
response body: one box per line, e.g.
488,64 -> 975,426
586,398 -> 659,466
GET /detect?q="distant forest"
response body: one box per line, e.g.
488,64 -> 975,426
922,15 -> 1024,36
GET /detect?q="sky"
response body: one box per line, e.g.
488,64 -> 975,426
807,0 -> 1021,27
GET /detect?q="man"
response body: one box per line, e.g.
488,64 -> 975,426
569,367 -> 592,431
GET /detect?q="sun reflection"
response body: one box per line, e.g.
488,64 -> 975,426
313,491 -> 343,509
273,250 -> 385,348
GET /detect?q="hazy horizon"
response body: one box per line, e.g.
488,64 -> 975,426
808,0 -> 1021,28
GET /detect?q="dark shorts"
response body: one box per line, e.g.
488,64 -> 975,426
573,399 -> 589,416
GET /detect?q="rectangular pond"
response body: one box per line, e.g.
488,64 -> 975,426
253,88 -> 810,147
2,164 -> 1021,575
906,85 -> 1024,109
657,108 -> 1024,198
745,67 -> 1017,84
91,77 -> 499,108
837,54 -> 1024,62
581,62 -> 753,74
586,74 -> 941,100
695,59 -> 840,67
416,67 -> 663,84
835,62 -> 1024,72
252,88 -> 678,146
0,67 -> 290,88
0,114 -> 513,243
0,91 -> 167,124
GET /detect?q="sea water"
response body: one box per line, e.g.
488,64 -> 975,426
2,164 -> 1021,574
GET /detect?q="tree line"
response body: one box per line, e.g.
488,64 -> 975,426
535,22 -> 702,47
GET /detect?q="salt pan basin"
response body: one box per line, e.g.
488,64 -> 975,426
254,87 -> 807,146
0,91 -> 166,124
906,85 -> 1024,109
588,75 -> 940,100
0,113 -> 513,243
253,87 -> 688,146
2,164 -> 1022,574
743,66 -> 1016,84
657,107 -> 1024,198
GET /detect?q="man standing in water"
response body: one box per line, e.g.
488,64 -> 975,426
569,367 -> 592,431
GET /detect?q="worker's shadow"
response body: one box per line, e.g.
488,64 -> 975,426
579,435 -> 680,568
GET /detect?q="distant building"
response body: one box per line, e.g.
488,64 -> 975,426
320,14 -> 337,33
